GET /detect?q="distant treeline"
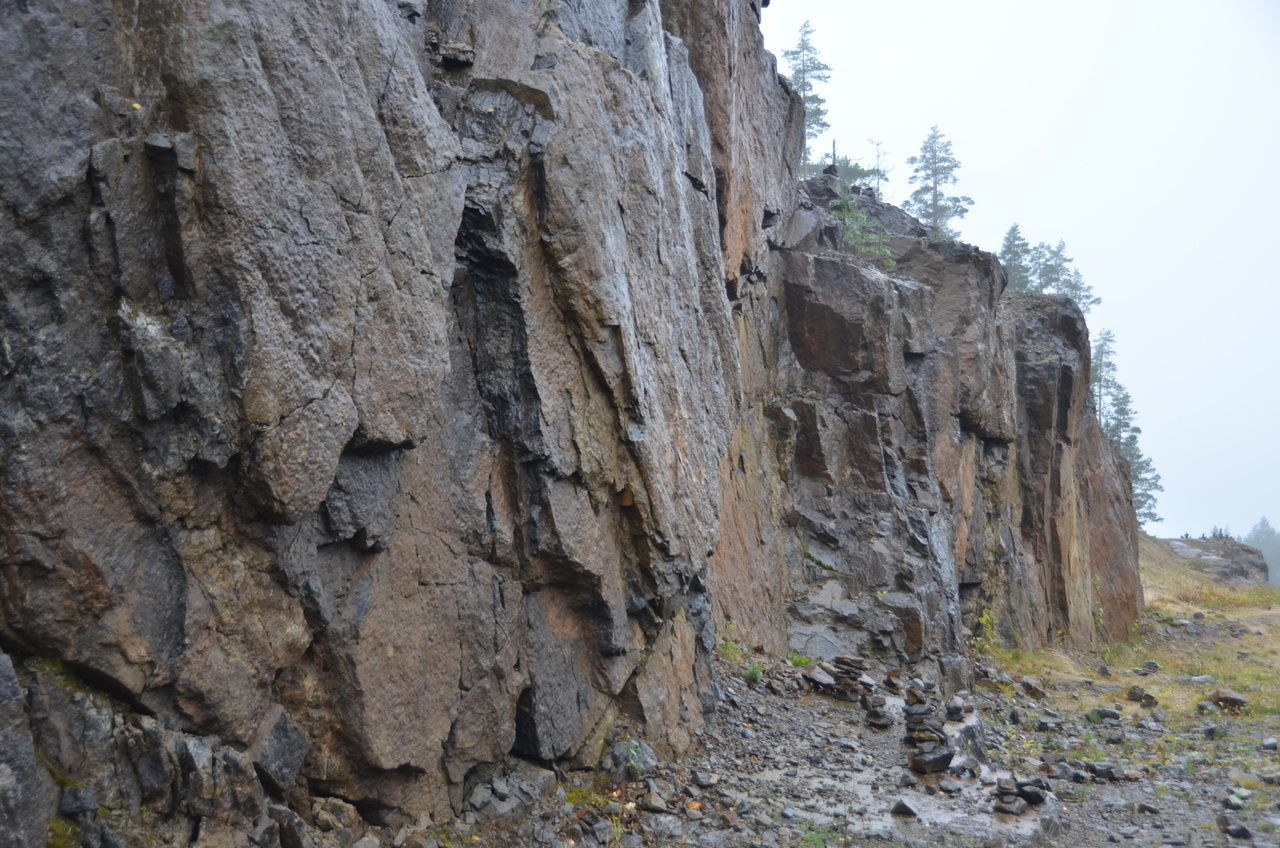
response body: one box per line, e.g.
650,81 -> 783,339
1239,518 -> 1280,587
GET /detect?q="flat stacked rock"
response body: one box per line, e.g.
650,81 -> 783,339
992,776 -> 1052,817
901,678 -> 954,774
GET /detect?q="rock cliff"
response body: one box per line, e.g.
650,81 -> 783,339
1163,537 -> 1270,586
0,0 -> 1140,843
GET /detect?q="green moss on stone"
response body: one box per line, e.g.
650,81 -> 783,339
47,817 -> 81,848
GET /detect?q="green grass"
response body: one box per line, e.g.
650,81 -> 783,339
1140,535 -> 1280,612
718,638 -> 751,664
787,651 -> 815,668
47,818 -> 80,848
797,822 -> 847,847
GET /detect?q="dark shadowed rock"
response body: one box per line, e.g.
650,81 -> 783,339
250,707 -> 310,795
0,653 -> 57,847
908,744 -> 955,774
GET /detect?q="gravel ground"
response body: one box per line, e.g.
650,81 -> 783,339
423,614 -> 1280,848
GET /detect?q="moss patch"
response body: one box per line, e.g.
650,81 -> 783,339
47,817 -> 81,848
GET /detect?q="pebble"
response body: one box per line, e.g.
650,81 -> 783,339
995,795 -> 1029,815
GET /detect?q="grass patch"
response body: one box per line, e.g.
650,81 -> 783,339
1139,535 -> 1280,612
977,535 -> 1280,736
718,638 -> 751,664
787,651 -> 815,668
797,822 -> 847,847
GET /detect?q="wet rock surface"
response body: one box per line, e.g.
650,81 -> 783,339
1,0 -> 1143,841
462,647 -> 1280,848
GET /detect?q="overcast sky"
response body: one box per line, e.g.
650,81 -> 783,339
760,0 -> 1280,539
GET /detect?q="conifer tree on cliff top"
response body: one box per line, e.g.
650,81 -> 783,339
782,21 -> 830,166
905,126 -> 973,239
999,224 -> 1033,292
1090,328 -> 1119,417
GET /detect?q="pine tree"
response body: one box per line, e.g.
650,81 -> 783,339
999,224 -> 1033,292
1242,517 -> 1280,586
1103,384 -> 1134,443
1090,328 -> 1118,419
1101,382 -> 1163,524
1093,336 -> 1162,525
1030,241 -> 1068,295
830,187 -> 894,268
1057,266 -> 1101,313
1028,239 -> 1100,313
867,139 -> 890,196
782,21 -> 831,166
904,126 -> 973,239
1124,442 -> 1164,525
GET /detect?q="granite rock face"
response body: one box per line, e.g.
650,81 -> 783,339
1164,537 -> 1270,586
725,184 -> 1142,674
0,0 -> 1138,842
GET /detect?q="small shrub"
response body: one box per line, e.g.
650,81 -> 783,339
718,639 -> 749,664
745,662 -> 764,685
786,651 -> 814,668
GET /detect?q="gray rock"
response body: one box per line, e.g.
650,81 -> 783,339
58,786 -> 98,817
0,653 -> 57,847
907,744 -> 954,774
1164,537 -> 1270,586
995,795 -> 1028,815
252,708 -> 310,794
607,740 -> 659,782
890,798 -> 919,817
1021,676 -> 1047,699
640,813 -> 683,838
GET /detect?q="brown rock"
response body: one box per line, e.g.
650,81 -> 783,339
1211,688 -> 1249,711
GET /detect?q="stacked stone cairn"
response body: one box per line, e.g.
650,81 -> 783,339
901,677 -> 954,775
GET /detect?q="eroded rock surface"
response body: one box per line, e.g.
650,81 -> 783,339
0,0 -> 1139,842
724,183 -> 1142,678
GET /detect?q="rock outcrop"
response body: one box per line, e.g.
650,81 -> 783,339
1164,537 -> 1270,586
0,0 -> 1139,843
726,183 -> 1141,673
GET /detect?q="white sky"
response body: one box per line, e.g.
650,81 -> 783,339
760,0 -> 1280,538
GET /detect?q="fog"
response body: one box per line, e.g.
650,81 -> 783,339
760,0 -> 1280,538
